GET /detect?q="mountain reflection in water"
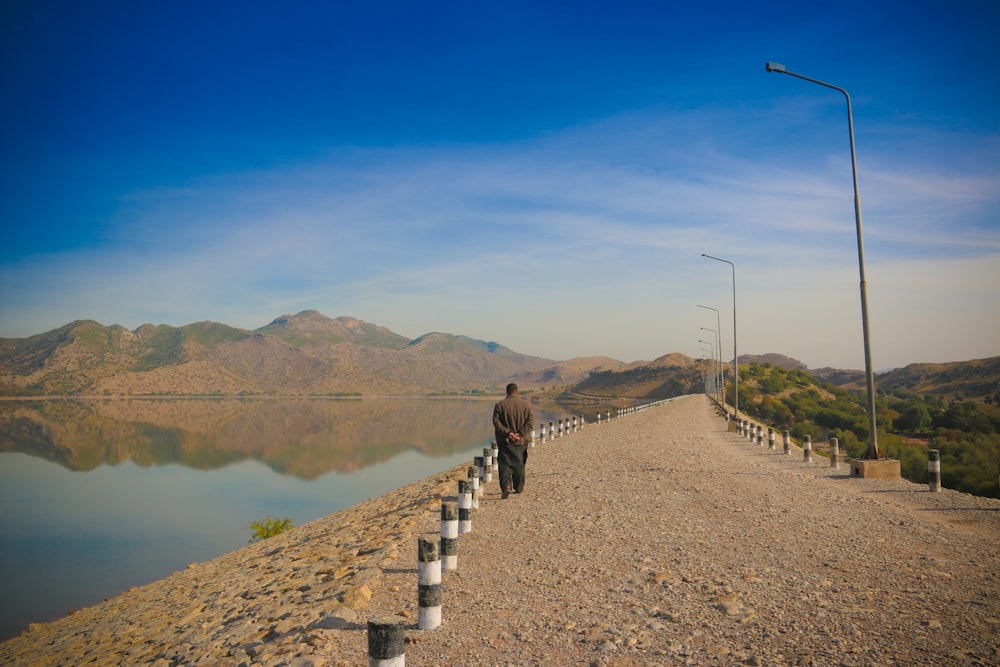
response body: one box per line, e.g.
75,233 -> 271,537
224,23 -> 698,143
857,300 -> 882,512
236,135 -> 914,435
0,397 -> 570,641
0,397 -> 535,478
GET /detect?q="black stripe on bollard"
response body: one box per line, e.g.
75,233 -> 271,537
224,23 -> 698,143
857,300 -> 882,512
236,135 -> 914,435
418,583 -> 442,607
440,501 -> 458,530
440,535 -> 458,570
368,616 -> 406,665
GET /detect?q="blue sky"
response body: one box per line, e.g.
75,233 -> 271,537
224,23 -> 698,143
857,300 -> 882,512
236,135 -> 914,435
2,1 -> 998,370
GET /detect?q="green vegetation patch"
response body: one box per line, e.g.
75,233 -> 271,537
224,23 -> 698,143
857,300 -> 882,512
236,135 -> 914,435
731,362 -> 1000,499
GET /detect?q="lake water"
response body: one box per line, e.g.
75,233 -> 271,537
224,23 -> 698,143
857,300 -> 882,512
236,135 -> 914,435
0,397 -> 571,640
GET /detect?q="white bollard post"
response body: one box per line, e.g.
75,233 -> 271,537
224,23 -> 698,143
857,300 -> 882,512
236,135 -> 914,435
783,429 -> 791,455
482,449 -> 493,483
929,449 -> 942,492
757,425 -> 764,446
440,501 -> 458,571
829,437 -> 840,469
457,480 -> 472,533
417,538 -> 441,630
468,466 -> 480,509
768,427 -> 776,450
803,435 -> 812,463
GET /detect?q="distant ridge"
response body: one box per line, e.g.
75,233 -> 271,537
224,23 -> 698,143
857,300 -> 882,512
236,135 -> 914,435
738,353 -> 806,371
0,311 -> 602,396
0,313 -> 995,401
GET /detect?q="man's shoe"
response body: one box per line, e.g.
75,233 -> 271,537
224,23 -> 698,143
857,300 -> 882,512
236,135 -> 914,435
501,485 -> 511,500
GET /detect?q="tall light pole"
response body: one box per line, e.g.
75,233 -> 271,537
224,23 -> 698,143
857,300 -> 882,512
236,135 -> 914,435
699,342 -> 716,400
697,304 -> 725,407
765,61 -> 881,460
702,254 -> 738,419
700,327 -> 720,404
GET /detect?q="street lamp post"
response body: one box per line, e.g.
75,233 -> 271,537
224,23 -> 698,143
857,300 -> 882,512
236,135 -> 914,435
700,327 -> 720,404
765,61 -> 881,460
702,254 -> 738,420
699,342 -> 716,400
698,304 -> 725,407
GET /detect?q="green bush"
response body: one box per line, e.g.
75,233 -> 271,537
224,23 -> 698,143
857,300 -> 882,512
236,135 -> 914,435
248,515 -> 294,543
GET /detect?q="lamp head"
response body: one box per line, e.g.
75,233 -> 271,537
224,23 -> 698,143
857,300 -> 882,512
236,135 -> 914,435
765,61 -> 786,73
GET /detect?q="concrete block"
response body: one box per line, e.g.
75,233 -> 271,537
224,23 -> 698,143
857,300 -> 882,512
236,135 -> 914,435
850,458 -> 901,480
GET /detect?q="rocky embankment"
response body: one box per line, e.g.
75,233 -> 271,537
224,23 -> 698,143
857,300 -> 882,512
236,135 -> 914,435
2,395 -> 998,666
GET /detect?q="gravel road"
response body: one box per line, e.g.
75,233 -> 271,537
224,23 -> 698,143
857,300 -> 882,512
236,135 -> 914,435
3,394 -> 997,666
382,394 -> 999,666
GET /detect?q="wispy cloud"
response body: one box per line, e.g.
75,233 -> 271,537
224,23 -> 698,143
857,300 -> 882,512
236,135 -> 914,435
2,107 -> 998,368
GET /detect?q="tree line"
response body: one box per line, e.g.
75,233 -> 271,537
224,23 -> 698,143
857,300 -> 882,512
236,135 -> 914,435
726,363 -> 1000,498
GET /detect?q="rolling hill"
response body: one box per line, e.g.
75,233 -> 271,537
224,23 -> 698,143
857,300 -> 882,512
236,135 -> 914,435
1,312 -> 996,402
0,311 -> 604,396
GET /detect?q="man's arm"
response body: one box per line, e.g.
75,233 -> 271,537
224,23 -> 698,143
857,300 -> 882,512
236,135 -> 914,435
492,402 -> 511,439
520,402 -> 534,440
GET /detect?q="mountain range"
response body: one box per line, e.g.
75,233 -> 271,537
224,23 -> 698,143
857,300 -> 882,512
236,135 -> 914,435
1,310 -> 996,402
0,310 -> 620,396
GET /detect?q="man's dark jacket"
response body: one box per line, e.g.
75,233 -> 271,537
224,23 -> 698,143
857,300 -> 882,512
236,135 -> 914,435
492,395 -> 534,446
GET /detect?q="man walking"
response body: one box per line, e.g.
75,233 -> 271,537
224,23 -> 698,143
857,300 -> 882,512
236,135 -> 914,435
492,382 -> 534,499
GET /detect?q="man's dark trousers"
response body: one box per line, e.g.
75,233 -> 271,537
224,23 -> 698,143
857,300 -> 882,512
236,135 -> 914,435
497,442 -> 528,493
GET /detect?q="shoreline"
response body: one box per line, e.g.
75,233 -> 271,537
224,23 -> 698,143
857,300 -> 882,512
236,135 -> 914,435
3,395 -> 997,666
0,452 -> 469,661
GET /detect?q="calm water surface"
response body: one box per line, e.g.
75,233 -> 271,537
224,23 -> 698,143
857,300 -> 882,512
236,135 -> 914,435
0,397 -> 570,640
